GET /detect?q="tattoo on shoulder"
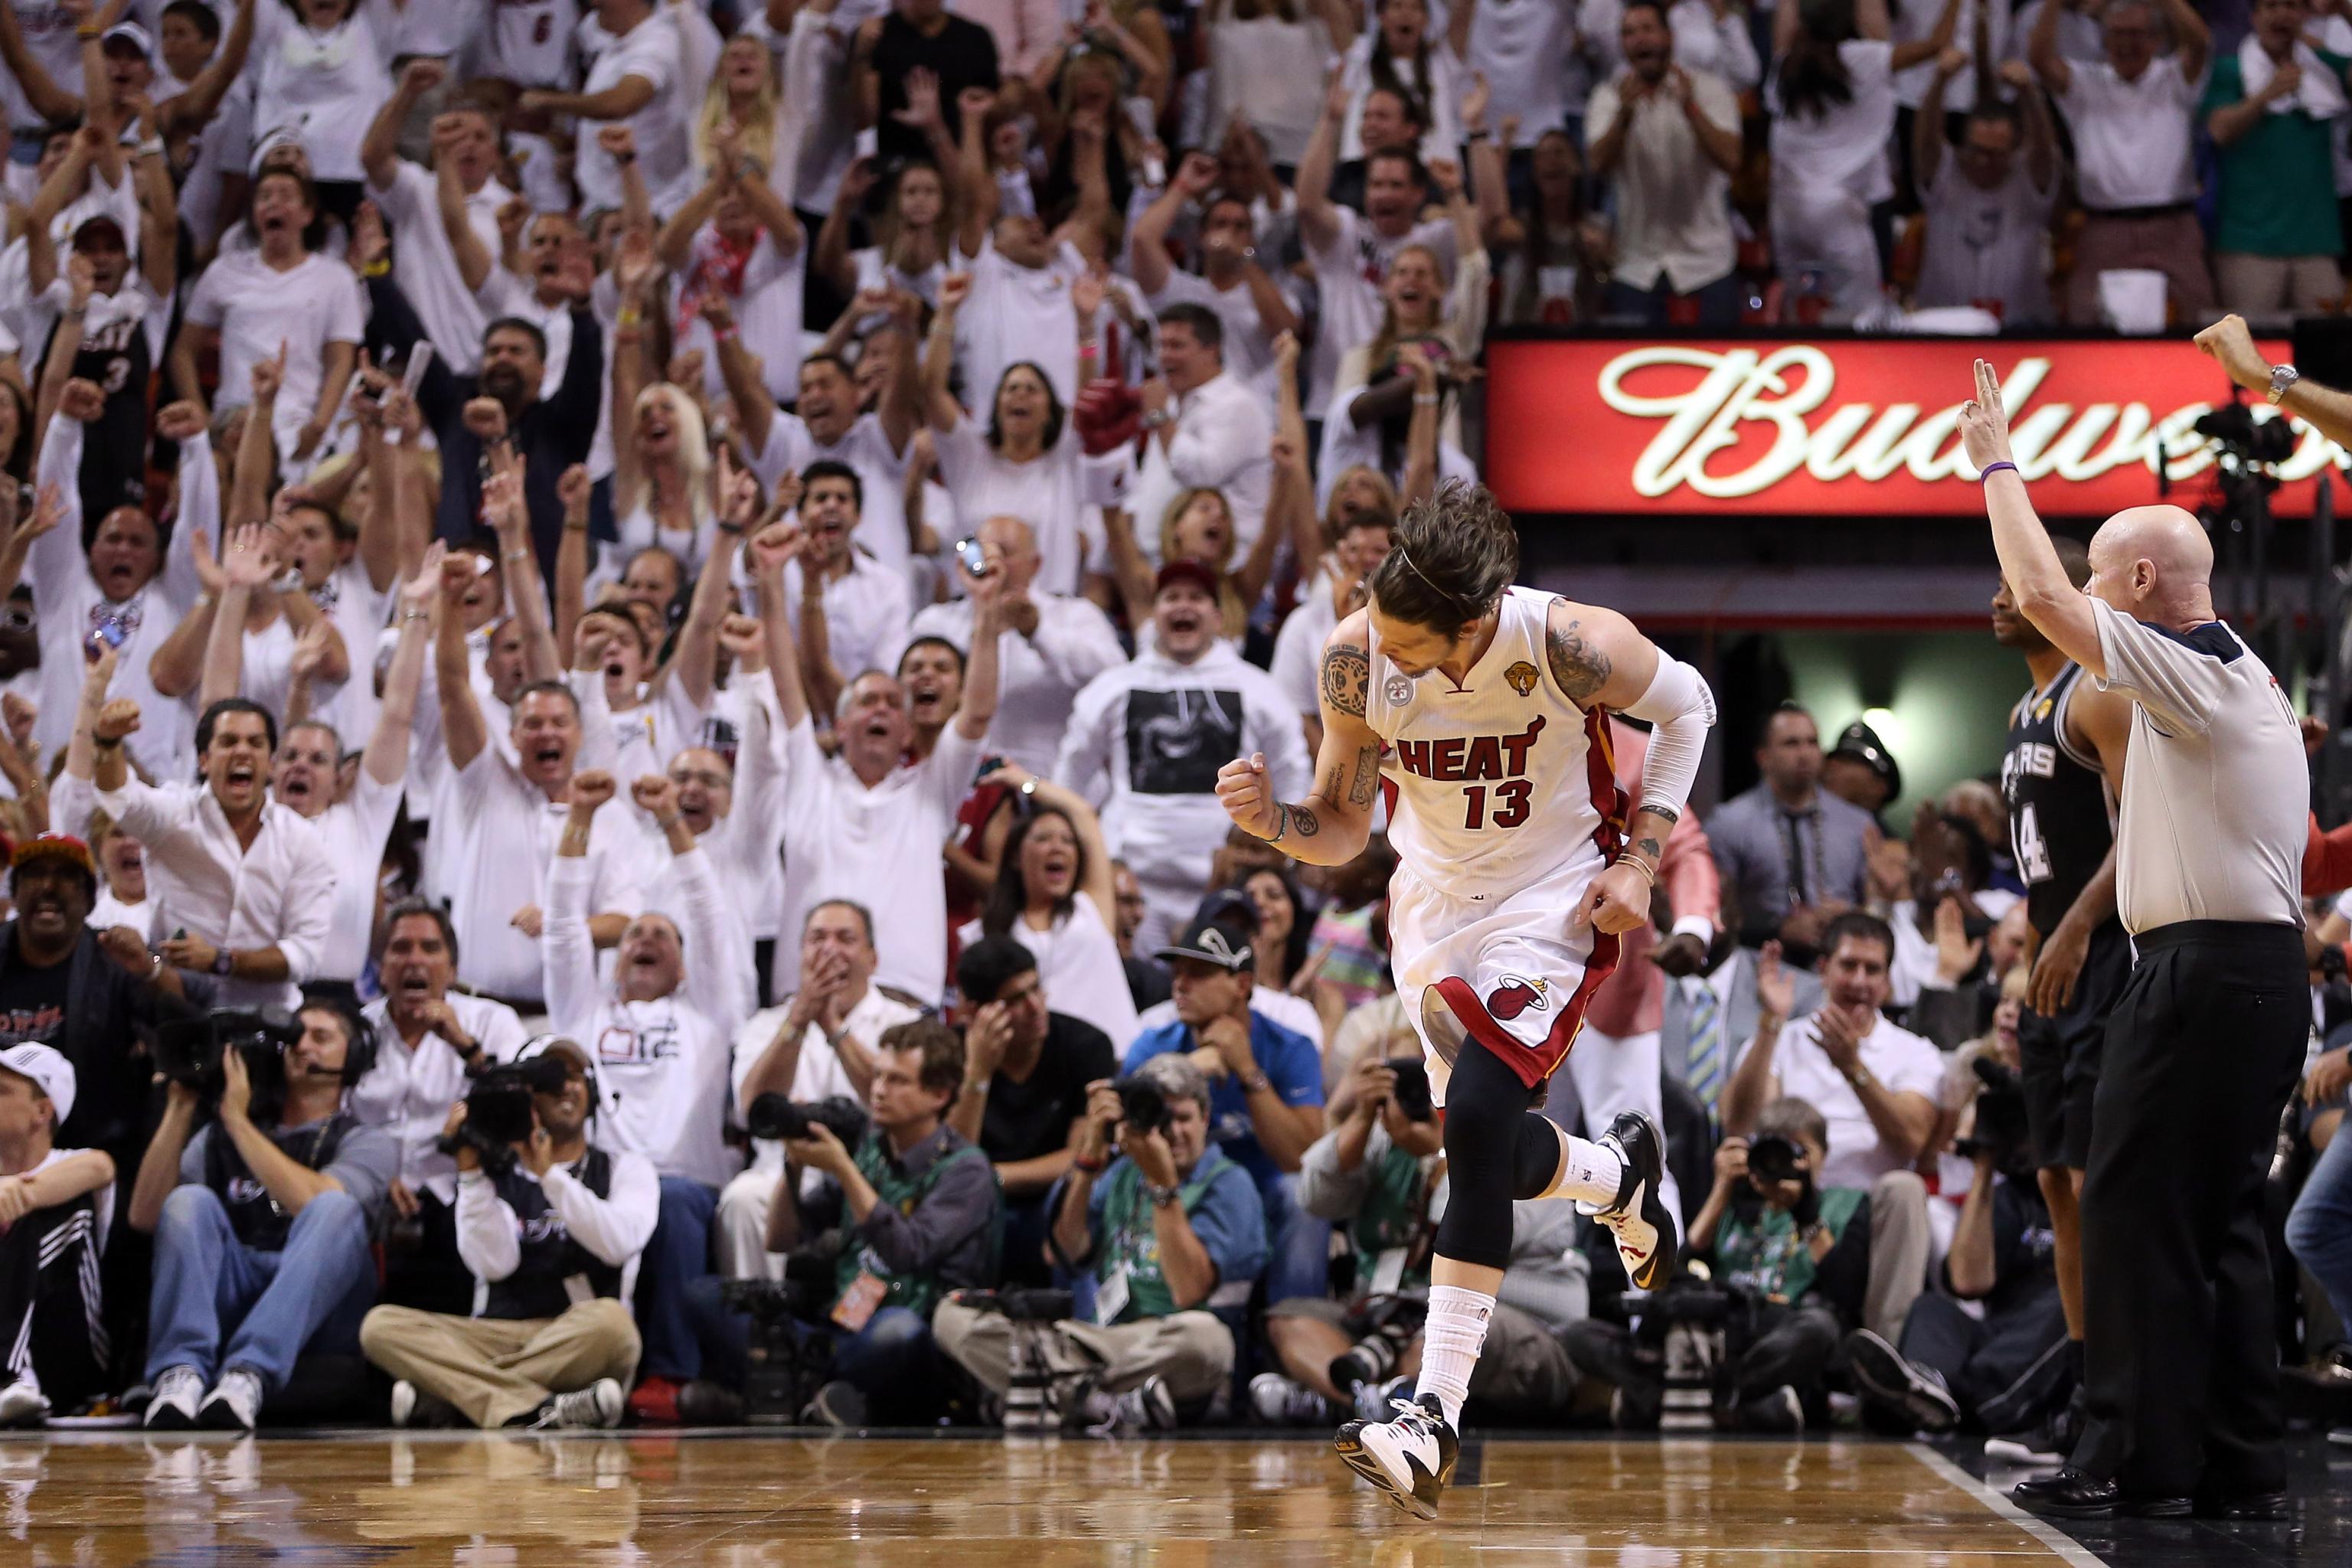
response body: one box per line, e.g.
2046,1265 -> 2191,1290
1348,743 -> 1379,808
1546,618 -> 1612,705
1321,642 -> 1370,719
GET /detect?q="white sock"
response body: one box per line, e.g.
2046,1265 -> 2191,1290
1413,1285 -> 1494,1429
1537,1123 -> 1625,1207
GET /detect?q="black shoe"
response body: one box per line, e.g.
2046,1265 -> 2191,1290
675,1380 -> 745,1426
807,1380 -> 869,1429
2014,1468 -> 2189,1519
1580,1112 -> 1680,1291
1734,1385 -> 1805,1434
1335,1392 -> 1459,1521
2195,1488 -> 2290,1521
1844,1329 -> 1959,1435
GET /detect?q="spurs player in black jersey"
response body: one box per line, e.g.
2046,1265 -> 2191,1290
1988,538 -> 2131,1458
1215,484 -> 1715,1517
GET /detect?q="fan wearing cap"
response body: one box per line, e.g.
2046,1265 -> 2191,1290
360,1038 -> 656,1431
1056,558 -> 1312,952
1822,719 -> 1903,825
0,1041 -> 115,1426
67,652 -> 336,1011
1122,913 -> 1328,1305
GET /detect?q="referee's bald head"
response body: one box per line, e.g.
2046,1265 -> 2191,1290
2088,505 -> 2215,622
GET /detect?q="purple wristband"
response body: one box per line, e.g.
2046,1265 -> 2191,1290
1978,460 -> 2018,482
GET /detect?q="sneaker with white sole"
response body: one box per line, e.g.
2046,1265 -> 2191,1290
144,1366 -> 205,1431
1576,1111 -> 1680,1291
1844,1328 -> 1960,1435
529,1378 -> 624,1431
0,1375 -> 47,1429
1109,1374 -> 1177,1432
389,1380 -> 419,1429
1250,1373 -> 1336,1426
1334,1392 -> 1459,1520
198,1368 -> 263,1432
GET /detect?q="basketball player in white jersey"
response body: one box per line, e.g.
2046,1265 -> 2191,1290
1217,482 -> 1717,1517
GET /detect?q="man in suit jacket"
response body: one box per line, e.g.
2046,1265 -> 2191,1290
1568,720 -> 1723,1223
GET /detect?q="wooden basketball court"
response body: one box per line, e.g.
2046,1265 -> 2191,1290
0,1429 -> 2125,1566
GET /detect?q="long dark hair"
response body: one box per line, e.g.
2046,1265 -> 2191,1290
1777,0 -> 1859,120
1236,866 -> 1312,982
1367,0 -> 1435,130
982,806 -> 1086,938
986,361 -> 1067,453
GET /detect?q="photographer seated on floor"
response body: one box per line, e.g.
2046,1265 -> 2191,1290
1844,1053 -> 2069,1440
936,1054 -> 1267,1432
1250,1052 -> 1586,1427
358,1039 -> 656,1431
682,1021 -> 1001,1427
129,995 -> 394,1432
0,1045 -> 118,1426
1569,1098 -> 1870,1432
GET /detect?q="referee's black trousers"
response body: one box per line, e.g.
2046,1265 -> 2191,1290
2073,920 -> 2308,1498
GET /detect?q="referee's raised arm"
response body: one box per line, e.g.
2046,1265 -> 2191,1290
1961,359 -> 2109,677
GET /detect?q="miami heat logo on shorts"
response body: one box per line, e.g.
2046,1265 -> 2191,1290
1488,975 -> 1550,1020
1505,662 -> 1540,697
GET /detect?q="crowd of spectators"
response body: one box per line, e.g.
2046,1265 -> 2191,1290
0,0 -> 2341,1449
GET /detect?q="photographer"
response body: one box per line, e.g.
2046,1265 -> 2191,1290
353,900 -> 531,1315
687,1022 -> 999,1427
360,1040 -> 655,1431
0,1045 -> 117,1426
1253,1054 -> 1586,1426
1846,1114 -> 2068,1440
1574,1098 -> 1870,1432
544,770 -> 746,1421
1122,916 -> 1328,1305
720,900 -> 922,1281
1720,912 -> 1940,1340
949,937 -> 1118,1287
129,995 -> 394,1432
934,1054 -> 1268,1432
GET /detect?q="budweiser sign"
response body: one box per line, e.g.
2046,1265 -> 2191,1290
1485,336 -> 2344,518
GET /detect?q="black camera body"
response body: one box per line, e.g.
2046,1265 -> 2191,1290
1746,1132 -> 1804,1186
721,1248 -> 844,1423
1955,1055 -> 2030,1165
1111,1075 -> 1171,1138
745,1093 -> 869,1147
153,1007 -> 302,1107
956,1286 -> 1075,1324
438,1057 -> 571,1176
1384,1056 -> 1433,1122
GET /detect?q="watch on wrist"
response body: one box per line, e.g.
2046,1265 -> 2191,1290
1145,1181 -> 1181,1207
211,949 -> 234,977
1240,1070 -> 1272,1094
2269,364 -> 2301,405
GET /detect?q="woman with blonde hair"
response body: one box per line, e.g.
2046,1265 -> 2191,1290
1102,485 -> 1280,648
694,33 -> 798,193
612,381 -> 717,580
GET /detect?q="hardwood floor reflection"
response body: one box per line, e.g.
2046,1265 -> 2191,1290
2,1429 -> 2082,1565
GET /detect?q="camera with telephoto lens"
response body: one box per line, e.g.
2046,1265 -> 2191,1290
1955,1055 -> 2030,1165
2195,401 -> 2298,468
436,1057 -> 571,1177
958,1289 -> 1076,1433
745,1093 -> 870,1147
1746,1132 -> 1805,1186
722,1248 -> 844,1423
1328,1297 -> 1426,1396
1111,1075 -> 1171,1138
152,1007 -> 302,1107
1624,1273 -> 1753,1431
1383,1056 -> 1433,1122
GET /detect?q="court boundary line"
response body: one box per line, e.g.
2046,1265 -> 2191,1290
1906,1442 -> 2109,1567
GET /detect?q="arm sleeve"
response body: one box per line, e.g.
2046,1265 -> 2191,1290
1619,653 -> 1716,818
854,1148 -> 998,1276
1294,1125 -> 1374,1220
1164,394 -> 1263,492
272,838 -> 338,983
319,1124 -> 397,1217
1184,1164 -> 1269,1289
2089,597 -> 2230,733
91,777 -> 193,844
543,1153 -> 661,1268
158,430 -> 217,611
1053,678 -> 1118,802
30,416 -> 86,592
674,844 -> 751,1032
1027,602 -> 1128,693
454,1169 -> 523,1282
542,847 -> 602,1036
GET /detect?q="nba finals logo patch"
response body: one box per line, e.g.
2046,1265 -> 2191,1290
1488,975 -> 1550,1020
1505,662 -> 1540,698
2034,697 -> 2053,721
1386,675 -> 1414,706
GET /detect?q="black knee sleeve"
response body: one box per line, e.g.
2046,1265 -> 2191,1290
1432,1043 -> 1545,1271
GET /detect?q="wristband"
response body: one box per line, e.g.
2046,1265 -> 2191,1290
714,325 -> 739,342
136,139 -> 164,159
655,814 -> 682,831
1240,1070 -> 1271,1094
361,258 -> 391,279
1977,460 -> 2017,482
77,24 -> 100,38
1073,1153 -> 1108,1175
401,608 -> 432,623
93,734 -> 123,750
1413,393 -> 1439,407
1264,802 -> 1288,844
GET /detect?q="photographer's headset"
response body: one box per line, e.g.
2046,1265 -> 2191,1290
516,1034 -> 601,1123
298,985 -> 379,1086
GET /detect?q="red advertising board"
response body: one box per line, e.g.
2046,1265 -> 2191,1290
1484,335 -> 2340,518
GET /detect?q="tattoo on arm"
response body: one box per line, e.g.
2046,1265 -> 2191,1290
1545,618 -> 1613,706
1321,642 -> 1370,718
1291,802 -> 1321,837
1348,743 -> 1379,808
1634,836 -> 1662,862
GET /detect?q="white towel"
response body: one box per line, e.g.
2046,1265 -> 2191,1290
2239,33 -> 2350,120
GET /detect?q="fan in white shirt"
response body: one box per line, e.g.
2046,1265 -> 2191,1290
744,514 -> 1004,1007
360,61 -> 514,377
543,771 -> 750,1190
719,899 -> 924,1277
1122,307 -> 1276,567
524,0 -> 696,216
890,514 -> 1125,778
657,132 -> 808,407
70,656 -> 335,1011
1129,158 -> 1302,409
246,0 -> 396,187
776,462 -> 915,714
353,903 -> 531,1209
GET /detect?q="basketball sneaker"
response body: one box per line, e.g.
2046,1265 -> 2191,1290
1335,1392 -> 1458,1520
1577,1111 -> 1679,1290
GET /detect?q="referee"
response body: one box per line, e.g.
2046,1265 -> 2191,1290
1962,361 -> 2312,1520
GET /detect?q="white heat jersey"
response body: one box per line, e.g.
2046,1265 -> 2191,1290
1366,586 -> 1627,901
